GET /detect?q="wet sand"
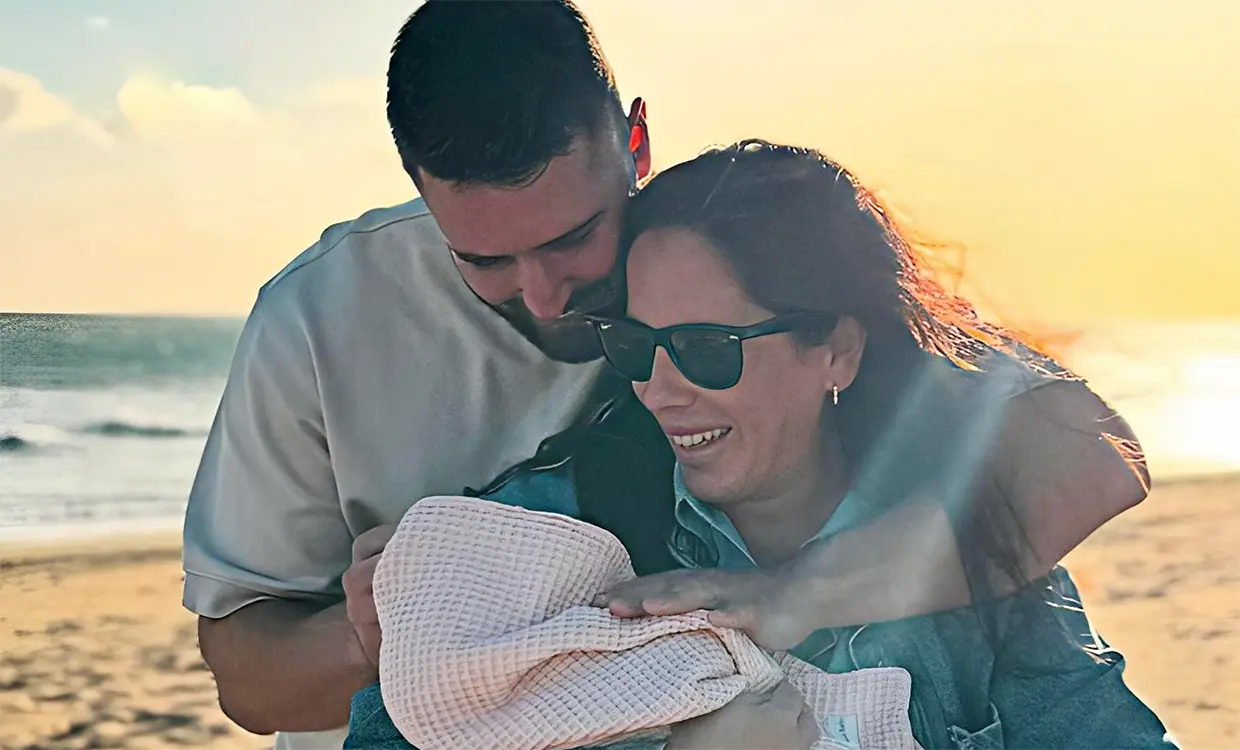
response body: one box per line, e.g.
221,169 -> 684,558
1,476 -> 1236,749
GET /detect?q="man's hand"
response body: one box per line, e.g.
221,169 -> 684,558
595,494 -> 972,640
197,524 -> 398,735
666,679 -> 820,750
342,524 -> 397,668
593,568 -> 813,652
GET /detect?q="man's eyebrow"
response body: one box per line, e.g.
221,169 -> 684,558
536,210 -> 604,251
448,210 -> 605,260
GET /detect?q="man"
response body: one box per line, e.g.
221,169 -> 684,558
184,2 -> 1151,748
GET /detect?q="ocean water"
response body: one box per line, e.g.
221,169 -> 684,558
0,314 -> 243,541
1,313 -> 1238,542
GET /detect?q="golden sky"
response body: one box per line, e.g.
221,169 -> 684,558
1,0 -> 1236,324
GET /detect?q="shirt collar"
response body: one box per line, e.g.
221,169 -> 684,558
672,463 -> 874,569
673,464 -> 754,567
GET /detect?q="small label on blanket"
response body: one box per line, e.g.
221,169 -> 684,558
823,714 -> 861,749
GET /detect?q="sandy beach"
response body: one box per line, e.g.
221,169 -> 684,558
1,477 -> 1236,750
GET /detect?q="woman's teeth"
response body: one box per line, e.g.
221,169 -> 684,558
670,428 -> 730,448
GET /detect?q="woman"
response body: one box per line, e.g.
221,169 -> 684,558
587,139 -> 1171,748
346,140 -> 1174,749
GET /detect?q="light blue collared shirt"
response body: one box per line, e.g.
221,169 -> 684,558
670,463 -> 875,570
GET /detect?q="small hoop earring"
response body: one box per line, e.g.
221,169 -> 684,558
832,384 -> 840,406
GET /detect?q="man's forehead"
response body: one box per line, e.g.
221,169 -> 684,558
421,139 -> 625,258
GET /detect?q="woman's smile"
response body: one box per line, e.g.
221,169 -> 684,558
665,426 -> 733,457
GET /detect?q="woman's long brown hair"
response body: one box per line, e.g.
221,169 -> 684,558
622,139 -> 1145,594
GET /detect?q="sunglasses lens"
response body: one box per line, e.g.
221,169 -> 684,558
670,329 -> 743,390
597,321 -> 655,381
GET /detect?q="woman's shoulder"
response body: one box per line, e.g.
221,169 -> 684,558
931,344 -> 1071,403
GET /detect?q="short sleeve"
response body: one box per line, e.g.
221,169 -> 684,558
848,347 -> 1059,503
182,290 -> 354,619
978,348 -> 1064,401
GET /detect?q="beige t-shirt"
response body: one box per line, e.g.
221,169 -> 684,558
181,199 -> 604,749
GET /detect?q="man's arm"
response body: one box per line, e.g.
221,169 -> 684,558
988,378 -> 1149,579
198,600 -> 375,734
182,291 -> 371,734
801,377 -> 1149,617
598,378 -> 1148,646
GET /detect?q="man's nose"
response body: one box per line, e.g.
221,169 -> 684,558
517,258 -> 572,320
634,349 -> 696,411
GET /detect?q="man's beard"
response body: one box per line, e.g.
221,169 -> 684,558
491,273 -> 625,364
494,302 -> 601,363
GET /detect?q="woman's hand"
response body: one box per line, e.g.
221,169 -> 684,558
666,679 -> 820,750
593,568 -> 814,652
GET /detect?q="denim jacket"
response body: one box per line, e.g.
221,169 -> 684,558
669,470 -> 1176,750
345,379 -> 1175,750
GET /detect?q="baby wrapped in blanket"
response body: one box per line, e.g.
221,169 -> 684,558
371,495 -> 923,750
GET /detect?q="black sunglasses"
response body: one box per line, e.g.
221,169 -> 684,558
589,312 -> 835,391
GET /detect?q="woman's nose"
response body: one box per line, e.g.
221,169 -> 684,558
634,348 -> 696,410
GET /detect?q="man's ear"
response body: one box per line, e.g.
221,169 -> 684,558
627,97 -> 652,180
823,316 -> 866,395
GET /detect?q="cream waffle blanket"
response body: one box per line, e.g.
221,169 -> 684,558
373,495 -> 921,750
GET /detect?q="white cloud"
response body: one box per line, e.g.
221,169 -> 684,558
86,16 -> 111,30
116,75 -> 263,137
0,68 -> 76,131
0,67 -> 114,145
0,70 -> 411,315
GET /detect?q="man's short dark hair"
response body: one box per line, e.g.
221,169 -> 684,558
388,0 -> 626,187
